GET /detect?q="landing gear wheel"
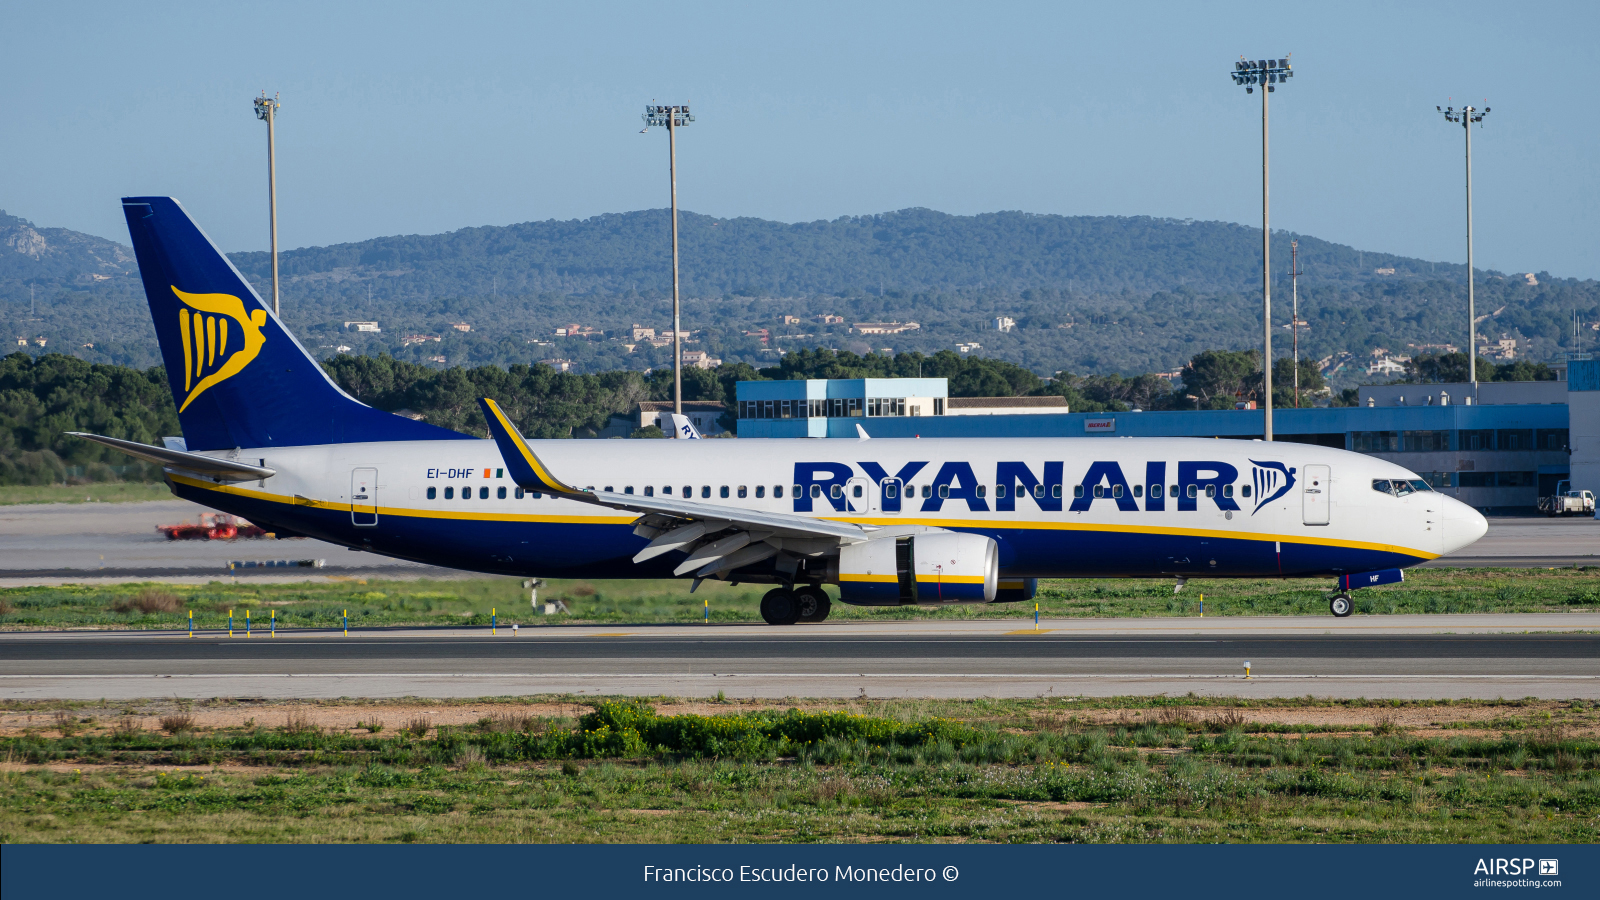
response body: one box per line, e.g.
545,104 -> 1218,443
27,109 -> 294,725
1329,594 -> 1353,618
794,586 -> 832,623
760,588 -> 800,625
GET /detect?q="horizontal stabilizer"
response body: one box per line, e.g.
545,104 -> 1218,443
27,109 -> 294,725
66,432 -> 275,482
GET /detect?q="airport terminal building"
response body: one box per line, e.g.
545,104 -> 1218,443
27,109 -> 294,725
735,359 -> 1600,514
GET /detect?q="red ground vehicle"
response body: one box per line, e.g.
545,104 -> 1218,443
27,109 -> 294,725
156,513 -> 268,540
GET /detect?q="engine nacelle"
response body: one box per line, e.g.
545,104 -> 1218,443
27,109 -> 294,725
833,532 -> 998,605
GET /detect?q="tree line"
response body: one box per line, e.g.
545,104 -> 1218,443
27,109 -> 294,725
0,345 -> 1563,485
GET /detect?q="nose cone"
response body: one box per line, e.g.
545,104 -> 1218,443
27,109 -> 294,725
1440,494 -> 1489,555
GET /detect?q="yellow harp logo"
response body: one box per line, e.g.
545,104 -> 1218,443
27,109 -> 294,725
172,287 -> 268,412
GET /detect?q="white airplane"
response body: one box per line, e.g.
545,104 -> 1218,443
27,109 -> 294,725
75,197 -> 1488,624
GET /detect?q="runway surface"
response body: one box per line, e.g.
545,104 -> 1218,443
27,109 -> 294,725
0,499 -> 1594,586
4,614 -> 1596,701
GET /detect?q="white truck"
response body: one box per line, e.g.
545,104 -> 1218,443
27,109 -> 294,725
1540,480 -> 1596,517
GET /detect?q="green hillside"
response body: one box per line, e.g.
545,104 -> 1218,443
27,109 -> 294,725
3,207 -> 1596,378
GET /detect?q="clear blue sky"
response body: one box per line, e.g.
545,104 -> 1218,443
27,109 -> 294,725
7,1 -> 1597,279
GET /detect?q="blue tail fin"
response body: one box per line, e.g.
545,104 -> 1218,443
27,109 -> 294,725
121,197 -> 470,450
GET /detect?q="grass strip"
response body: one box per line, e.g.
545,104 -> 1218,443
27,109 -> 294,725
3,697 -> 1596,844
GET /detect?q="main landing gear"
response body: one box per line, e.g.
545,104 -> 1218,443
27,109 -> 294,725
760,586 -> 832,625
1329,593 -> 1354,618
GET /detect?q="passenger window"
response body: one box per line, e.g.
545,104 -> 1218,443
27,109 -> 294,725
884,483 -> 898,499
921,484 -> 932,499
851,485 -> 862,498
738,486 -> 748,499
1222,484 -> 1233,498
1372,480 -> 1394,496
531,491 -> 542,499
682,486 -> 691,497
497,486 -> 507,499
756,485 -> 765,499
515,487 -> 524,499
644,486 -> 654,497
1034,484 -> 1044,499
1074,485 -> 1084,499
1133,484 -> 1143,498
663,485 -> 672,495
720,485 -> 730,498
1241,485 -> 1252,498
702,486 -> 711,498
774,485 -> 784,499
1151,484 -> 1162,498
810,484 -> 822,498
463,487 -> 472,502
1112,484 -> 1123,499
830,484 -> 842,499
1093,485 -> 1104,499
1052,485 -> 1061,499
444,487 -> 454,499
479,487 -> 489,500
1205,485 -> 1216,498
995,484 -> 1006,498
938,485 -> 949,499
625,486 -> 634,495
427,486 -> 437,500
604,486 -> 613,492
1171,484 -> 1179,497
976,485 -> 986,498
1186,484 -> 1197,498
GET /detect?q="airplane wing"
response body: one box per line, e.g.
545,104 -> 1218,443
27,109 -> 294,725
478,398 -> 875,578
65,432 -> 276,482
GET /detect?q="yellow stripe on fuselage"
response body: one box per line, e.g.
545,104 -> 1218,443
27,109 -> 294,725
916,574 -> 986,584
839,573 -> 898,583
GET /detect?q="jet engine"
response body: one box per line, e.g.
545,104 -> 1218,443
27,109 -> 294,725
831,532 -> 998,605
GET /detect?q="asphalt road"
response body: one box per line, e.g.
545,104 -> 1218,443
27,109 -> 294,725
0,499 -> 1593,586
5,615 -> 1596,701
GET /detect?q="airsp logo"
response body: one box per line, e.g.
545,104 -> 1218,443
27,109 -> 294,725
171,286 -> 268,412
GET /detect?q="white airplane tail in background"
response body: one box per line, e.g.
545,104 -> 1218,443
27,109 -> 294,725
668,414 -> 702,439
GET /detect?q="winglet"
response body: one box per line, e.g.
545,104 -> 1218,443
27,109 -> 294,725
855,423 -> 871,441
478,398 -> 586,496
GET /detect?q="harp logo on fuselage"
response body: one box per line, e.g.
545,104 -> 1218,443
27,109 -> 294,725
171,286 -> 268,412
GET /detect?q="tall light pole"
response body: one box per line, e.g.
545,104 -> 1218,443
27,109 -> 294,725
1438,102 -> 1489,392
642,103 -> 694,415
1290,239 -> 1302,408
1230,56 -> 1294,440
253,91 -> 282,317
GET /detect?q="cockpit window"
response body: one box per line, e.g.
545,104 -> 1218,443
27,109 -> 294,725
1393,480 -> 1416,497
1408,479 -> 1433,492
1372,479 -> 1394,496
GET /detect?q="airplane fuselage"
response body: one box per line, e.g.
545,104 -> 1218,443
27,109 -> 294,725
167,435 -> 1484,589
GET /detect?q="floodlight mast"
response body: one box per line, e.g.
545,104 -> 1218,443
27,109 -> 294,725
642,103 -> 695,415
253,92 -> 282,317
1437,102 -> 1489,394
1230,56 -> 1293,440
1291,239 -> 1302,407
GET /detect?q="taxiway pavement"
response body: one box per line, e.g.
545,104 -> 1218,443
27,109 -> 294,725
3,614 -> 1595,701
